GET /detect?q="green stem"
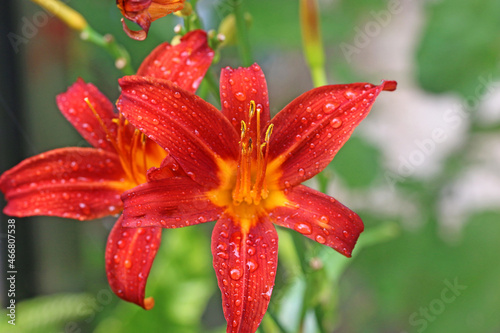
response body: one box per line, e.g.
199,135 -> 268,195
232,0 -> 253,66
204,69 -> 221,104
81,26 -> 135,75
311,66 -> 328,88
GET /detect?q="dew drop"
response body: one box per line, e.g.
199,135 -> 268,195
174,91 -> 181,99
230,268 -> 242,280
343,230 -> 350,238
315,235 -> 326,244
344,91 -> 356,99
113,254 -> 120,263
298,168 -> 305,177
331,118 -> 342,128
294,223 -> 312,235
124,259 -> 132,269
234,91 -> 246,101
323,103 -> 337,114
152,118 -> 159,125
246,259 -> 258,272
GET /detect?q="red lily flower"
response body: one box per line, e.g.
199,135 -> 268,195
0,30 -> 213,310
117,0 -> 185,40
117,64 -> 396,332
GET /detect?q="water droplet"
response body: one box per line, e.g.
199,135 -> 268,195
113,254 -> 120,263
152,118 -> 159,125
344,91 -> 356,99
234,91 -> 246,101
246,259 -> 258,272
343,230 -> 350,238
294,223 -> 312,235
230,268 -> 242,280
298,168 -> 305,177
320,215 -> 329,223
315,235 -> 326,244
323,103 -> 337,114
235,299 -> 241,306
124,259 -> 132,269
217,242 -> 227,251
331,118 -> 342,128
247,247 -> 255,256
217,252 -> 229,259
117,240 -> 125,249
174,91 -> 181,99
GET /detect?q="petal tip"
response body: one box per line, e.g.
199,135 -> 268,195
143,297 -> 155,310
381,80 -> 397,92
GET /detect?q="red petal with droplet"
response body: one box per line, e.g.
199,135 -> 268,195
56,78 -> 118,152
118,76 -> 239,188
269,80 -> 397,187
211,215 -> 278,333
106,215 -> 161,310
137,30 -> 214,93
121,176 -> 223,228
0,148 -> 127,220
271,185 -> 363,257
220,64 -> 271,134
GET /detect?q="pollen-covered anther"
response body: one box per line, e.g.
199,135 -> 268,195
231,101 -> 274,206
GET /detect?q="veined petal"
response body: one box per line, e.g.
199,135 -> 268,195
269,80 -> 397,187
220,64 -> 271,134
56,78 -> 118,152
0,148 -> 127,220
118,76 -> 239,188
121,176 -> 224,228
211,215 -> 278,333
137,30 -> 214,93
106,215 -> 161,310
270,185 -> 363,257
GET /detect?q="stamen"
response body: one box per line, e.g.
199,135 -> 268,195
252,124 -> 273,204
84,98 -> 117,151
129,129 -> 143,185
232,101 -> 274,205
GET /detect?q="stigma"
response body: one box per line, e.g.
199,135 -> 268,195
232,101 -> 274,206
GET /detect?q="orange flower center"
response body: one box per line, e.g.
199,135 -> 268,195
232,101 -> 274,206
208,101 -> 286,232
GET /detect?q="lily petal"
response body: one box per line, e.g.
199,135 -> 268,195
212,215 -> 278,333
118,76 -> 239,188
0,148 -> 127,220
220,64 -> 271,134
106,215 -> 161,310
121,176 -> 223,228
269,80 -> 397,187
137,30 -> 214,93
56,78 -> 118,152
271,185 -> 363,257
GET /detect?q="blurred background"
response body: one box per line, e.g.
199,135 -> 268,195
1,0 -> 500,332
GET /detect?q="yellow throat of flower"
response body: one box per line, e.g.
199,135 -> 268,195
85,98 -> 166,187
